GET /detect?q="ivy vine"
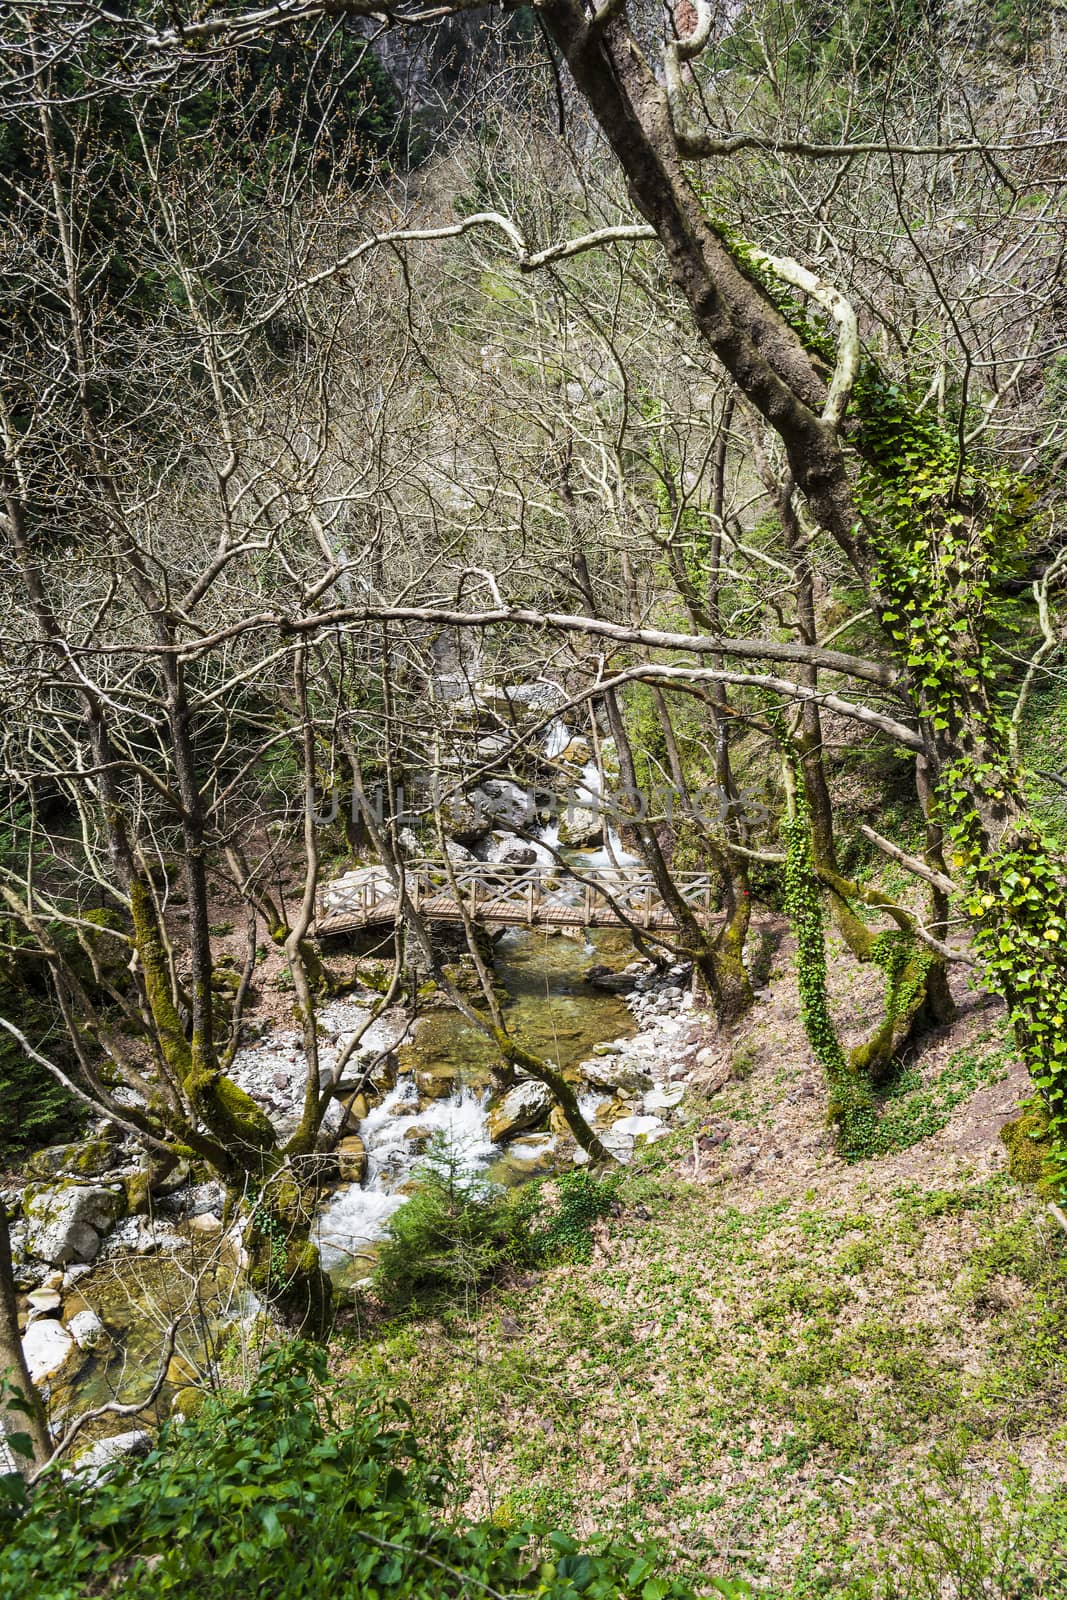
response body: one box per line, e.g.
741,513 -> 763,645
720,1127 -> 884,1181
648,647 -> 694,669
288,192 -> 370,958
783,800 -> 877,1155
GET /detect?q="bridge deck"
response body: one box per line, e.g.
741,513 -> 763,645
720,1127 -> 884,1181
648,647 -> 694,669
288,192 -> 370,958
316,894 -> 705,937
314,861 -> 717,938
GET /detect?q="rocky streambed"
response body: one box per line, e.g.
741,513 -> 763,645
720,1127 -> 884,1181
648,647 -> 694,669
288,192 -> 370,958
6,696 -> 718,1449
6,926 -> 708,1440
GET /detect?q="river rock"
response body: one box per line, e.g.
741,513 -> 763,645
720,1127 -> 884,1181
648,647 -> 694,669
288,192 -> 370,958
22,1317 -> 78,1383
71,1430 -> 152,1486
580,1056 -> 654,1094
25,1288 -> 63,1318
415,1064 -> 459,1102
584,965 -> 637,994
26,1129 -> 121,1183
558,805 -> 602,848
23,1185 -> 125,1267
67,1307 -> 106,1350
644,1086 -> 686,1113
483,831 -> 538,868
184,1181 -> 226,1219
557,737 -> 591,768
337,1135 -> 367,1184
446,779 -> 535,845
402,1124 -> 435,1151
188,1212 -> 223,1234
594,1098 -> 632,1127
487,1080 -> 552,1143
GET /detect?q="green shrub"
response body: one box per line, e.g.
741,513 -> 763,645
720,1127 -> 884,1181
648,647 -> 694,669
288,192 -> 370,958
869,1451 -> 1067,1599
0,1344 -> 739,1599
373,1138 -> 527,1299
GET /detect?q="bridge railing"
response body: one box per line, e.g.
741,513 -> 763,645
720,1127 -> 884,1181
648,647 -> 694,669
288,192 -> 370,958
318,859 -> 716,929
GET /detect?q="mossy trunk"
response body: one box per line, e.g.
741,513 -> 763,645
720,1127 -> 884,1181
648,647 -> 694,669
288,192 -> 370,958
245,1171 -> 334,1340
0,1205 -> 51,1475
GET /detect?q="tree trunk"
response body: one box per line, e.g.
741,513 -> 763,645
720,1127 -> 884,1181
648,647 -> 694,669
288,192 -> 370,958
0,1206 -> 51,1476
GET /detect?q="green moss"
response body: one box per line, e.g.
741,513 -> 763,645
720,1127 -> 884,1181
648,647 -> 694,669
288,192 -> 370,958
171,1385 -> 206,1419
197,1071 -> 277,1155
122,1170 -> 151,1216
1001,1104 -> 1055,1187
130,877 -> 193,1077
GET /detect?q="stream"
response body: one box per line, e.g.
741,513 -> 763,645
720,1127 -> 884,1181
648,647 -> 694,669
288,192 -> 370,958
314,921 -> 637,1286
19,723 -> 686,1437
34,919 -> 643,1424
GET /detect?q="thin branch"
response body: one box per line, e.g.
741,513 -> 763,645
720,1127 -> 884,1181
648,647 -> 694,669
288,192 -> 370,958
859,826 -> 956,894
31,1319 -> 181,1483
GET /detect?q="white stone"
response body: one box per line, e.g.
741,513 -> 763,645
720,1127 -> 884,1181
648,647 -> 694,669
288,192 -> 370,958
487,1080 -> 552,1143
23,1185 -> 124,1267
26,1289 -> 62,1318
581,1056 -> 653,1094
67,1308 -> 106,1349
187,1212 -> 223,1234
71,1430 -> 152,1485
643,1087 -> 686,1113
22,1318 -> 76,1383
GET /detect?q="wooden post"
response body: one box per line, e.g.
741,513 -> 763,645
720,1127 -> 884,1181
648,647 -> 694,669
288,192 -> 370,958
584,882 -> 593,926
643,883 -> 653,929
470,878 -> 480,919
527,877 -> 535,925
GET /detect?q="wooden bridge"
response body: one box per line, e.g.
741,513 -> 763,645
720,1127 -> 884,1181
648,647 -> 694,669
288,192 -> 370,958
315,860 -> 717,938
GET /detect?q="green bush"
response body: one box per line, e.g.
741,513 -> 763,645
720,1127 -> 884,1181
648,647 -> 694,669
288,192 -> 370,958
0,1344 -> 741,1599
373,1138 -> 528,1299
870,1451 -> 1067,1599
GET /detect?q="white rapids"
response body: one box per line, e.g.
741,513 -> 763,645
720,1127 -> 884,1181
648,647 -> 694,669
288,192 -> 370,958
313,1078 -> 505,1273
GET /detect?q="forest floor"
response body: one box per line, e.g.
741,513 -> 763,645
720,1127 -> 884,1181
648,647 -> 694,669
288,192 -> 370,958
337,935 -> 1067,1598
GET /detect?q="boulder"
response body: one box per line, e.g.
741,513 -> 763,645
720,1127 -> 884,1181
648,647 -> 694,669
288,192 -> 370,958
26,1129 -> 121,1183
483,832 -> 538,868
22,1318 -> 77,1384
558,806 -> 602,848
415,1064 -> 459,1102
187,1212 -> 223,1235
343,1090 -> 375,1132
25,1288 -> 62,1318
580,1057 -> 654,1094
337,1136 -> 367,1184
584,965 -> 637,994
23,1185 -> 125,1267
557,737 -> 591,768
643,1086 -> 686,1113
594,1098 -> 632,1128
403,1124 -> 435,1148
67,1307 -> 106,1350
487,1080 -> 552,1143
603,1114 -> 667,1153
184,1181 -> 227,1219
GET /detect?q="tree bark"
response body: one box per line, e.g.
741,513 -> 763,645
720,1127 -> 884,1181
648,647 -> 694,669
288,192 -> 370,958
0,1206 -> 51,1476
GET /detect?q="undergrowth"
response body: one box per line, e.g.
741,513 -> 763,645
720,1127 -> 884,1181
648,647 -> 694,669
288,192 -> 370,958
372,1138 -> 620,1304
848,1035 -> 1010,1160
0,1344 -> 738,1599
